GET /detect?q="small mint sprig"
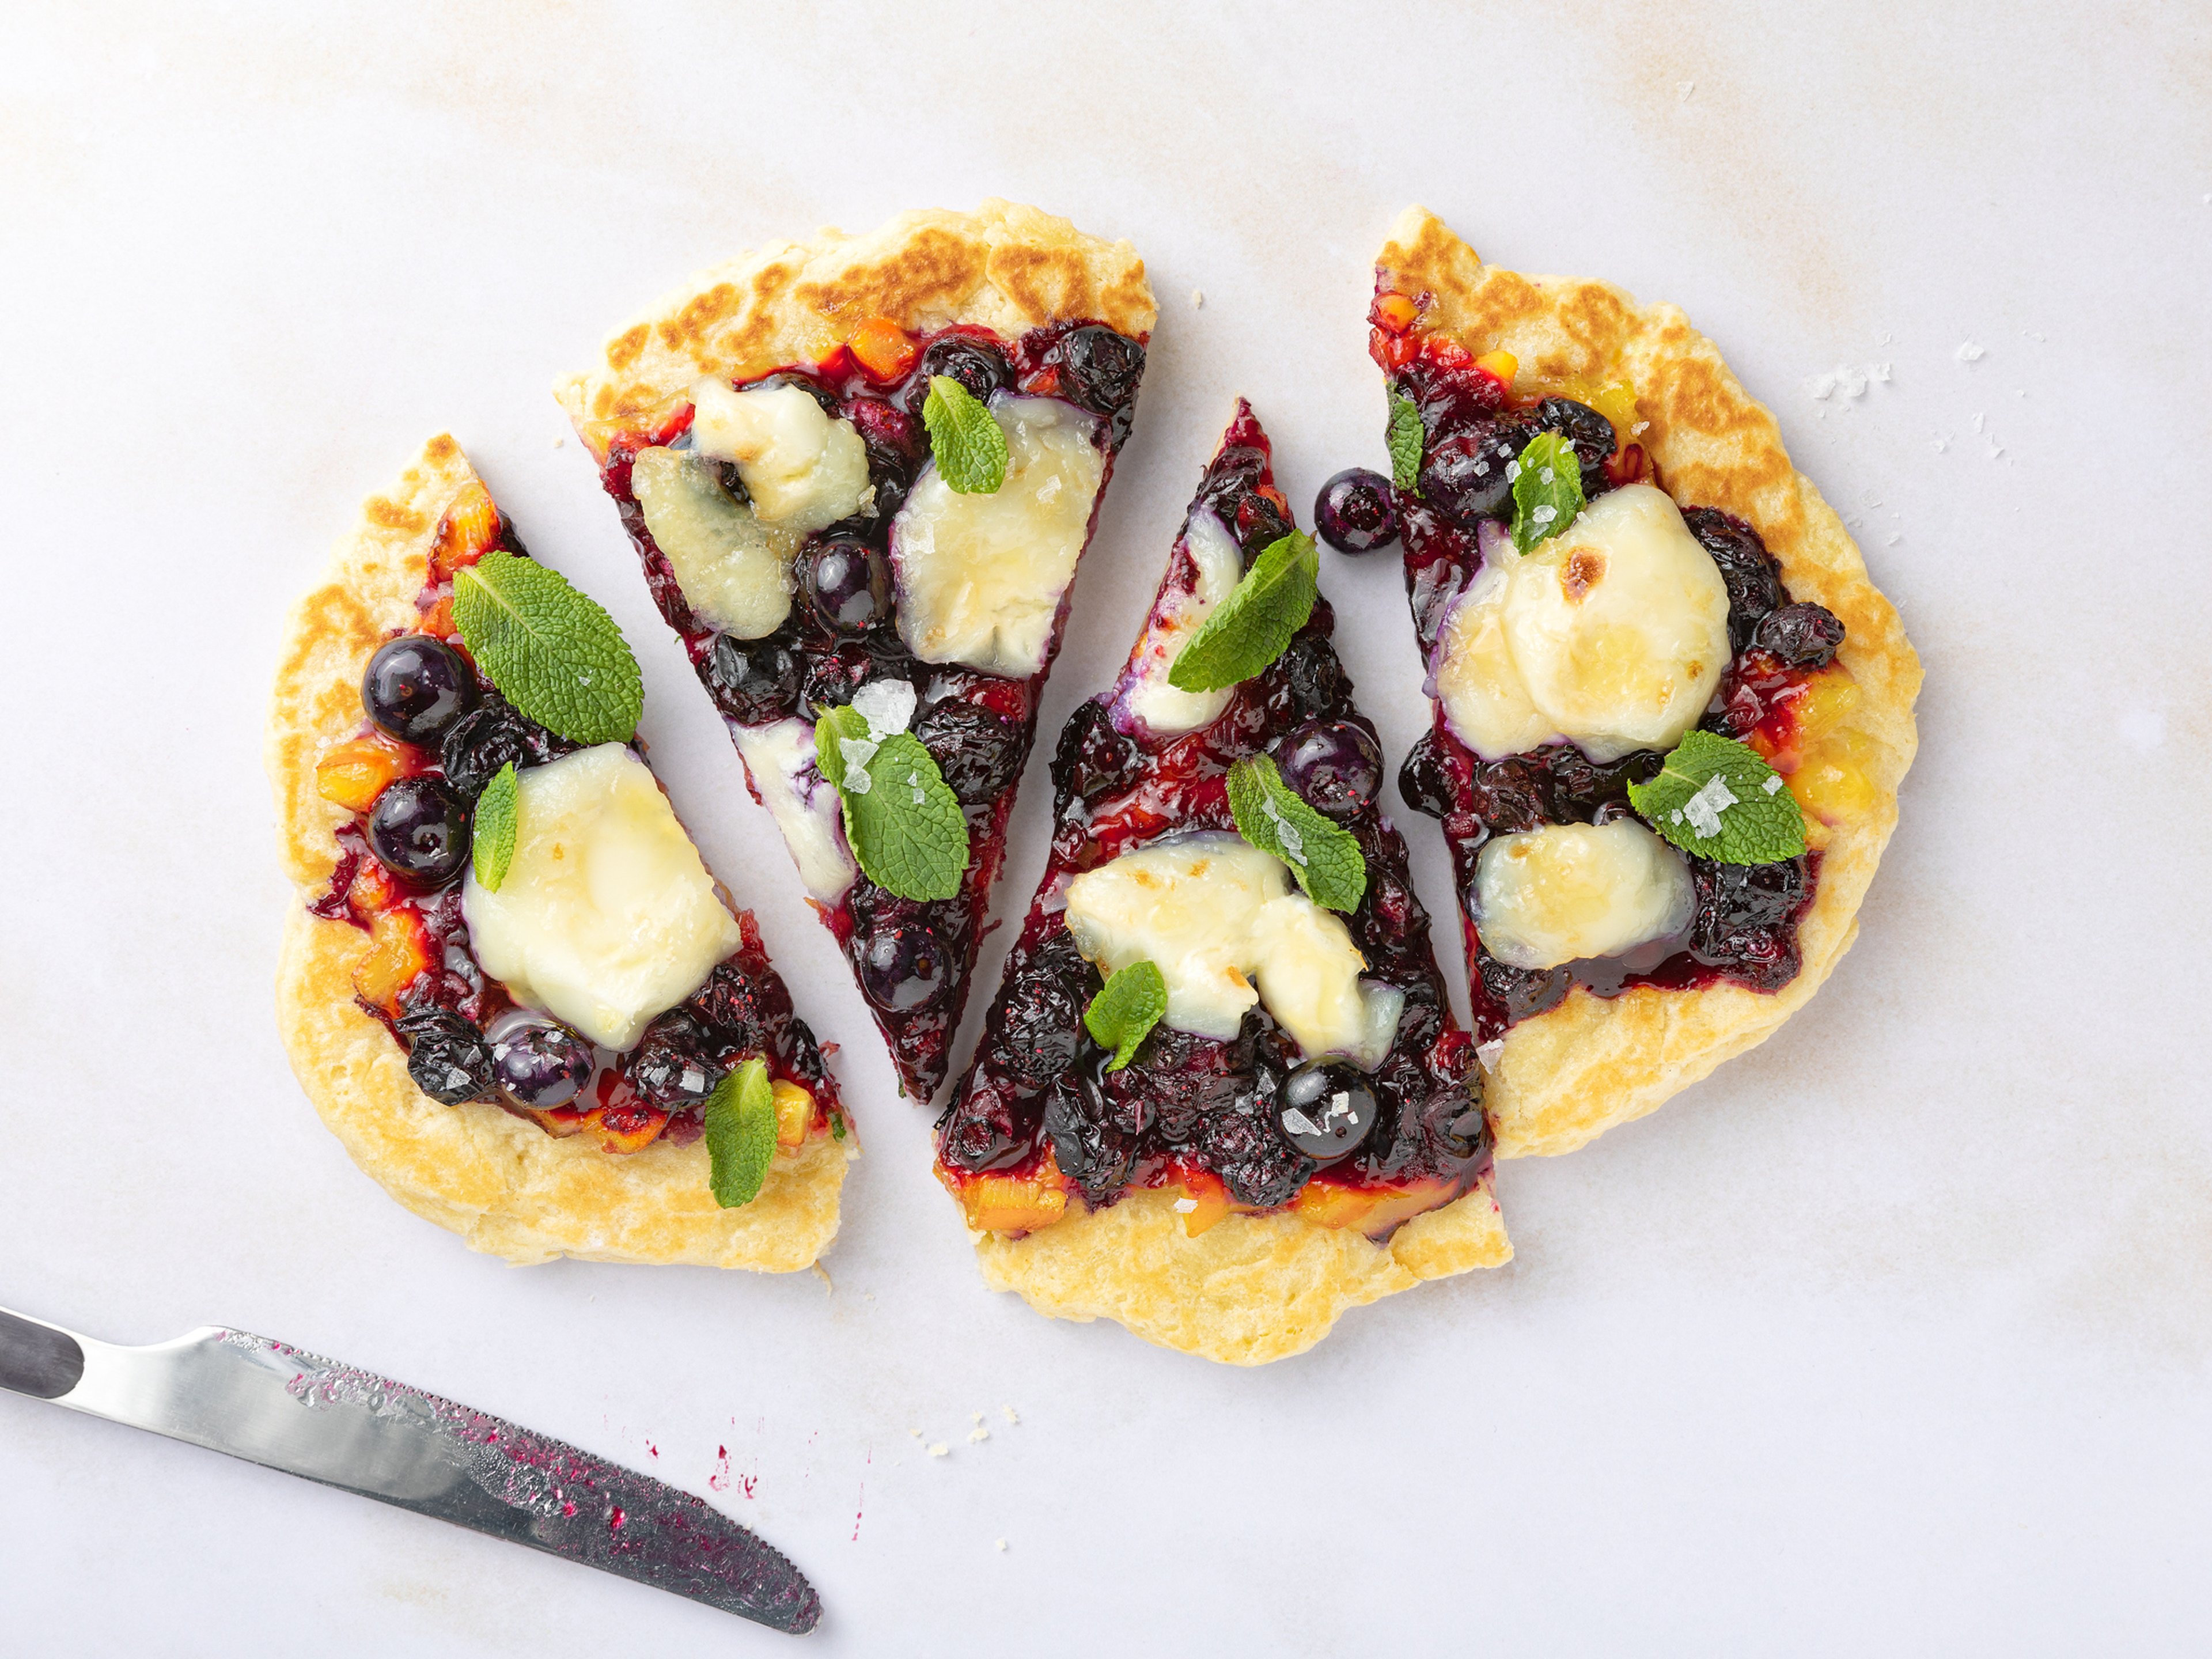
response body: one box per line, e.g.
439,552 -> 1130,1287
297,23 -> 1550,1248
703,1055 -> 777,1208
815,691 -> 968,902
452,548 -> 643,745
922,376 -> 1009,494
1226,755 -> 1367,912
1627,729 -> 1808,865
1509,430 -> 1586,554
470,762 -> 518,891
1387,391 -> 1424,493
1083,960 -> 1166,1071
1167,529 -> 1320,694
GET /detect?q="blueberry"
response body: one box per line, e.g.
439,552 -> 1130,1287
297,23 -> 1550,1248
1049,325 -> 1145,445
703,631 -> 803,726
801,643 -> 897,720
689,962 -> 768,1054
438,698 -> 568,801
1531,397 -> 1618,491
1683,507 -> 1785,652
1314,468 -> 1400,555
395,1006 -> 495,1104
903,336 -> 1012,412
362,636 -> 476,746
1043,1051 -> 1138,1205
366,776 -> 471,888
1049,699 -> 1138,808
856,921 -> 953,1013
1196,1071 -> 1312,1207
1270,635 -> 1349,721
1419,422 -> 1525,525
1396,733 -> 1459,820
992,930 -> 1092,1090
748,370 -> 840,418
1466,756 -> 1550,834
488,1014 -> 594,1109
1270,719 -> 1384,820
916,700 -> 1023,806
1753,602 -> 1846,669
625,1010 -> 722,1107
1235,490 -> 1293,555
1277,1060 -> 1380,1164
801,537 -> 892,635
935,1080 -> 1042,1172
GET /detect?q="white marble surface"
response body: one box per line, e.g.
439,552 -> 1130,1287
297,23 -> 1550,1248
2,3 -> 2207,1653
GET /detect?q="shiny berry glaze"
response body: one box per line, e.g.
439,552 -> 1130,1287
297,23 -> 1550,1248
935,404 -> 1494,1236
1373,313 -> 1829,1043
593,319 -> 1146,1103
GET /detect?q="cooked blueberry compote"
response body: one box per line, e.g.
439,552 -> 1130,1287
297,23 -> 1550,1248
934,404 -> 1495,1244
305,478 -> 844,1161
1366,291 -> 1878,1043
581,313 -> 1149,1102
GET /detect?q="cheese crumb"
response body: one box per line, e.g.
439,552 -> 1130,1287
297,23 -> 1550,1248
1680,774 -> 1739,838
552,435 -> 566,448
927,1444 -> 949,1459
1001,1405 -> 1019,1425
1191,289 -> 1205,308
996,1539 -> 1009,1552
968,1426 -> 990,1444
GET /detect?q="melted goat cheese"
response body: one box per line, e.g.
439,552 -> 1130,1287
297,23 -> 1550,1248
732,718 -> 856,902
1118,510 -> 1244,736
890,395 -> 1105,679
688,378 -> 872,536
628,445 -> 796,640
461,745 -> 742,1050
1473,819 -> 1695,971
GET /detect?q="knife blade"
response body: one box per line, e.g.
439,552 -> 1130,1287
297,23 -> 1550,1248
0,1303 -> 820,1634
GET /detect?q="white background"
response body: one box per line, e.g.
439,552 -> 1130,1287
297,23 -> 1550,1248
2,3 -> 2207,1653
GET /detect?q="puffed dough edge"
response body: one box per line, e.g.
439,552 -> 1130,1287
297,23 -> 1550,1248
555,199 -> 1156,456
972,1177 -> 1511,1368
266,433 -> 851,1267
1377,206 -> 1924,1158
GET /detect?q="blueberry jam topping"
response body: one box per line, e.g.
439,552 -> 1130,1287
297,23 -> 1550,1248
367,776 -> 471,889
1314,467 -> 1400,555
438,697 -> 572,802
1373,320 -> 1836,1039
937,404 -> 1491,1231
702,630 -> 804,726
363,636 -> 477,746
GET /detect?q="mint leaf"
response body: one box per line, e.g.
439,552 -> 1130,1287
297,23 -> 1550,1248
922,376 -> 1008,494
703,1055 -> 777,1208
1628,729 -> 1808,865
471,762 -> 518,891
1387,392 -> 1424,494
1226,755 -> 1367,911
1509,430 -> 1587,554
815,699 -> 968,902
1166,530 -> 1320,693
452,549 -> 643,745
1083,960 -> 1167,1071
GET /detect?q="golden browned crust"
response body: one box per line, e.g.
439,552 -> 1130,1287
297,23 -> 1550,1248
973,1178 -> 1510,1368
266,436 -> 851,1267
1377,207 -> 1923,1157
554,199 -> 1156,454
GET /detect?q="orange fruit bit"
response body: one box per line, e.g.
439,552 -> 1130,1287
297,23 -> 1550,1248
429,480 -> 501,583
1788,730 -> 1879,826
771,1079 -> 815,1150
415,593 -> 456,639
1753,663 -> 1863,771
1175,1169 -> 1233,1238
346,856 -> 406,917
959,1162 -> 1070,1234
353,908 -> 432,1013
315,736 -> 410,813
586,1100 -> 671,1154
846,316 -> 919,384
528,1105 -> 588,1139
1474,349 -> 1519,392
1293,1177 -> 1455,1237
1370,291 -> 1420,334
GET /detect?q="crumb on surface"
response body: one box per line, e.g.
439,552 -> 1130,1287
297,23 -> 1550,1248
1001,1405 -> 1018,1425
927,1443 -> 949,1459
1191,288 -> 1204,308
995,1538 -> 1008,1552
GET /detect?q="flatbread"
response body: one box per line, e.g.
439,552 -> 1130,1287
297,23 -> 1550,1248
1376,207 -> 1923,1158
556,198 -> 1156,455
267,434 -> 852,1267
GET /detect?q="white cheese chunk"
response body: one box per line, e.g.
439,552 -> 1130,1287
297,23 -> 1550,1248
1473,819 -> 1695,971
1118,509 -> 1244,736
1435,483 -> 1731,762
1062,834 -> 1394,1059
732,718 -> 856,902
890,395 -> 1105,678
688,378 -> 872,536
628,445 -> 796,640
461,745 -> 742,1050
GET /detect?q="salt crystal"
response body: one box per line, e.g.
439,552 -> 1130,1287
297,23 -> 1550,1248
1282,1107 -> 1324,1137
1870,362 -> 1892,383
1476,1038 -> 1505,1071
851,678 -> 917,738
1971,411 -> 1984,433
1532,505 -> 1557,525
1808,372 -> 1838,401
1677,79 -> 1695,101
840,737 -> 879,793
1539,466 -> 1556,484
1172,1196 -> 1197,1214
1956,340 -> 1986,362
1762,774 -> 1784,795
1504,459 -> 1521,482
1262,797 -> 1306,863
908,770 -> 925,806
1680,774 -> 1738,839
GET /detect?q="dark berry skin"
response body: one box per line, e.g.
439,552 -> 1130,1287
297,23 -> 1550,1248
1690,857 -> 1808,990
396,1006 -> 496,1104
688,962 -> 767,1054
1531,397 -> 1618,493
1314,468 -> 1400,555
990,930 -> 1093,1092
1419,421 -> 1525,525
490,1016 -> 594,1109
1683,507 -> 1786,652
749,370 -> 840,418
1048,325 -> 1145,445
1043,1050 -> 1140,1205
1270,719 -> 1384,820
366,777 -> 471,889
1196,1072 -> 1312,1207
1270,635 -> 1350,722
916,699 -> 1024,806
1753,602 -> 1846,669
624,1010 -> 721,1107
856,921 -> 953,1013
703,631 -> 804,726
1277,1059 -> 1380,1164
438,699 -> 570,801
801,537 -> 892,634
802,643 -> 902,721
362,636 -> 477,746
1050,698 -> 1139,810
901,336 -> 1012,412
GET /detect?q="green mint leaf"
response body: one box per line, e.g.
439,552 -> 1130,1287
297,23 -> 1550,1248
1510,430 -> 1588,554
922,376 -> 1009,494
452,549 -> 643,745
471,762 -> 518,891
813,701 -> 968,902
704,1055 -> 778,1208
1387,392 -> 1424,494
1166,530 -> 1320,693
1083,960 -> 1167,1071
1226,754 -> 1368,911
1627,729 -> 1808,865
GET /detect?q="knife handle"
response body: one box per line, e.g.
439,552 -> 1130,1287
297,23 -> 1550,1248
0,1306 -> 86,1399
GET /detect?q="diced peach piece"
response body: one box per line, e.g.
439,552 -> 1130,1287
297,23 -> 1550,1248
415,593 -> 456,639
1789,730 -> 1880,826
429,480 -> 501,582
586,1101 -> 670,1154
1588,380 -> 1641,440
1293,1178 -> 1455,1237
959,1165 -> 1070,1234
771,1079 -> 815,1150
353,908 -> 432,1013
316,736 -> 409,813
1474,349 -> 1519,391
1792,665 -> 1863,749
1169,1169 -> 1232,1238
1372,291 -> 1419,333
846,316 -> 918,384
528,1105 -> 587,1138
346,856 -> 405,916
